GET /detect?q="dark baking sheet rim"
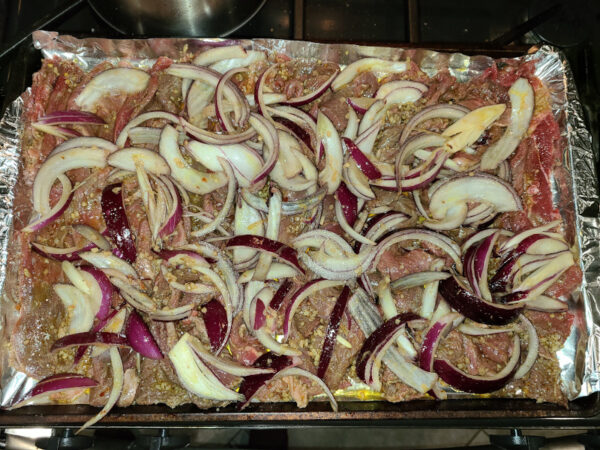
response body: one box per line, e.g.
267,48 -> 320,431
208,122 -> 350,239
1,39 -> 598,428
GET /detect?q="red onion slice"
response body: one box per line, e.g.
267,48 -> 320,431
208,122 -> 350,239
427,173 -> 522,227
270,279 -> 294,312
182,117 -> 256,145
22,175 -> 73,232
158,176 -> 183,237
237,353 -> 292,410
317,285 -> 351,379
376,80 -> 428,98
419,312 -> 463,372
498,220 -> 562,255
6,374 -> 98,409
52,332 -> 129,351
433,335 -> 520,394
101,183 -> 137,264
355,312 -> 421,388
80,251 -> 137,279
348,289 -> 438,393
33,147 -> 109,214
525,295 -> 568,312
254,64 -> 277,116
358,100 -> 385,135
441,104 -> 506,153
79,266 -> 113,320
37,110 -> 105,126
72,224 -> 111,251
343,106 -> 359,140
167,64 -> 244,123
347,97 -> 377,114
439,273 -> 522,325
283,67 -> 339,106
215,67 -> 250,131
202,299 -> 229,354
225,235 -> 304,275
210,50 -> 266,73
31,241 -> 95,262
343,137 -> 382,180
32,123 -> 81,139
125,310 -> 163,360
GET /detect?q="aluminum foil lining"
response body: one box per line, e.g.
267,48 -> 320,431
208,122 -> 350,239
0,31 -> 597,406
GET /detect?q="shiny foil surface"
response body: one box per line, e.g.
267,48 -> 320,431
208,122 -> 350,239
0,31 -> 597,406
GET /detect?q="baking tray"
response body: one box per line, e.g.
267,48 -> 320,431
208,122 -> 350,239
0,37 -> 598,429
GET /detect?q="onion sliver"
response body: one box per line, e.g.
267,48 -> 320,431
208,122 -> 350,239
160,125 -> 228,194
185,332 -> 275,376
237,353 -> 292,410
75,68 -> 150,111
101,183 -> 137,264
427,173 -> 521,228
73,224 -> 111,251
115,111 -> 179,148
202,299 -> 229,353
317,111 -> 343,194
107,148 -> 170,175
399,104 -> 469,144
54,284 -> 95,335
253,189 -> 282,280
80,251 -> 137,278
33,147 -> 109,214
6,374 -> 98,409
348,289 -> 437,393
225,235 -> 304,275
332,58 -> 406,91
193,45 -> 247,66
439,273 -> 522,325
169,334 -> 243,401
80,266 -> 113,320
283,279 -> 345,339
125,310 -> 163,359
317,286 -> 351,378
419,312 -> 463,372
372,229 -> 462,273
433,335 -> 520,394
23,174 -> 73,232
77,347 -> 123,433
480,78 -> 534,170
273,367 -> 338,412
31,241 -> 95,262
191,158 -> 236,238
249,113 -> 279,185
356,312 -> 422,389
52,332 -> 129,351
283,67 -> 339,106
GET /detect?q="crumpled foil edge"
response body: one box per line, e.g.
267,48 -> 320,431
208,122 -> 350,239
0,31 -> 597,406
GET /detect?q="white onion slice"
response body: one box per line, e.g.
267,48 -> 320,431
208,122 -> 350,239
75,68 -> 150,111
317,111 -> 343,194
